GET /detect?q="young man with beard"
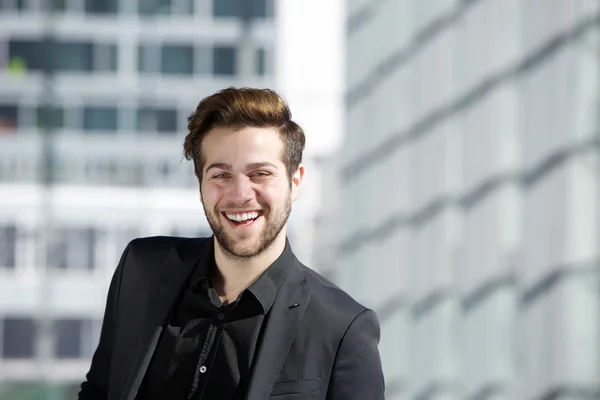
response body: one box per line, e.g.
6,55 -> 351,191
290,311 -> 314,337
78,87 -> 385,400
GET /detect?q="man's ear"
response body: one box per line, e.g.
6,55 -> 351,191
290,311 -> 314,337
291,164 -> 304,202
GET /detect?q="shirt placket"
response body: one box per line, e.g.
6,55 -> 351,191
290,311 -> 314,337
186,315 -> 227,399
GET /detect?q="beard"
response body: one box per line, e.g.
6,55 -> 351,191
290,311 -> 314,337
202,194 -> 292,260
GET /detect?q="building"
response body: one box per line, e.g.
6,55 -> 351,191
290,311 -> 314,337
0,0 -> 290,391
339,0 -> 600,398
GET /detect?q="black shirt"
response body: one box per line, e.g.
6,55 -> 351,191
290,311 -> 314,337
137,240 -> 292,400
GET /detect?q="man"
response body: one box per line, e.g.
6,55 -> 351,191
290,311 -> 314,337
79,87 -> 385,399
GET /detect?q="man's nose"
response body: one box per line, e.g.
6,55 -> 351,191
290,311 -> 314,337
229,176 -> 254,200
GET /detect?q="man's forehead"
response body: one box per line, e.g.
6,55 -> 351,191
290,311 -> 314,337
205,161 -> 282,172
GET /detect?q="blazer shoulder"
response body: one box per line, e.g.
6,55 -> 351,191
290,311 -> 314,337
122,235 -> 210,272
299,262 -> 371,321
127,235 -> 209,257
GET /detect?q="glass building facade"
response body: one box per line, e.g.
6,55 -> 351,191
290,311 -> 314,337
339,0 -> 600,398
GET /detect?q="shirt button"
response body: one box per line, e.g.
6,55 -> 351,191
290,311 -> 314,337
200,366 -> 207,374
217,313 -> 225,321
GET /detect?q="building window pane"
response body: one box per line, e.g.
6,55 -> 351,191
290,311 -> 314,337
138,45 -> 156,73
0,105 -> 19,130
213,0 -> 267,18
213,0 -> 238,17
8,40 -> 45,72
139,0 -> 171,15
137,107 -> 178,133
83,106 -> 118,132
52,0 -> 67,11
0,224 -> 17,268
54,42 -> 94,72
95,44 -> 118,72
161,45 -> 193,75
256,48 -> 266,76
0,0 -> 27,11
47,227 -> 97,270
55,319 -> 84,359
35,105 -> 64,130
2,317 -> 36,359
213,46 -> 236,76
251,0 -> 267,18
84,0 -> 117,14
8,40 -> 117,73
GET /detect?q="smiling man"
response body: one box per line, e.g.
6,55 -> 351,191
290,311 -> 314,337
79,88 -> 385,400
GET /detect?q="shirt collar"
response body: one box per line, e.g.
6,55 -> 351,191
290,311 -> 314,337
189,236 -> 293,314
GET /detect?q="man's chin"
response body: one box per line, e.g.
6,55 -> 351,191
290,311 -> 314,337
222,243 -> 262,260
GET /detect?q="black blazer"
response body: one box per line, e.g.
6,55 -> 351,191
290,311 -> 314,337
79,236 -> 385,400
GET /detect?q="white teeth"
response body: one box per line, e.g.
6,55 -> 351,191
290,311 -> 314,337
226,212 -> 259,222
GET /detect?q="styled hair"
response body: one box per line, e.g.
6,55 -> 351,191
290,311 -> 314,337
183,87 -> 305,182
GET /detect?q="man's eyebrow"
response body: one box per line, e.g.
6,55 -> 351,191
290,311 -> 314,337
205,162 -> 280,173
205,163 -> 232,173
245,162 -> 279,170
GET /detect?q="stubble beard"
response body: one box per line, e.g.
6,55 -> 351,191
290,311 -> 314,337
203,195 -> 292,261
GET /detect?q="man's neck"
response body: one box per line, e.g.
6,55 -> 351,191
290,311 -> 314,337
212,234 -> 286,304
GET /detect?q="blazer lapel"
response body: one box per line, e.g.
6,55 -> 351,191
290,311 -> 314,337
245,261 -> 313,400
123,239 -> 208,400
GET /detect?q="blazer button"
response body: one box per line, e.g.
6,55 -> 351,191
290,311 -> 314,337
200,366 -> 207,374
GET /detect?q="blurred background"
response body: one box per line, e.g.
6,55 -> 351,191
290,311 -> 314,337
0,0 -> 599,399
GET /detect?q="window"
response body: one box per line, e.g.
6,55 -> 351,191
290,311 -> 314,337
2,317 -> 36,359
139,0 -> 192,15
52,0 -> 67,11
95,43 -> 118,72
55,319 -> 94,359
8,40 -> 47,72
137,106 -> 178,133
84,0 -> 118,14
213,0 -> 268,19
161,45 -> 194,75
213,46 -> 236,76
35,105 -> 64,130
8,40 -> 118,73
139,0 -> 171,15
256,48 -> 266,76
54,42 -> 94,72
138,45 -> 158,73
83,106 -> 118,132
0,105 -> 18,131
0,224 -> 17,268
47,227 -> 97,270
0,0 -> 26,11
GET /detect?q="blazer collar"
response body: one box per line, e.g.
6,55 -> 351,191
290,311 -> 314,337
244,254 -> 313,400
123,237 -> 208,400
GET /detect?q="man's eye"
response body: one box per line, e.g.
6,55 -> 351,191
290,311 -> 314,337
252,172 -> 269,177
214,174 -> 228,179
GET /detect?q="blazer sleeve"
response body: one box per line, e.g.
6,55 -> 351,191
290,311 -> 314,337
78,241 -> 132,400
327,309 -> 386,400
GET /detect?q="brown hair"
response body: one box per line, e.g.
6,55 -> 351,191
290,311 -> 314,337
184,87 -> 305,182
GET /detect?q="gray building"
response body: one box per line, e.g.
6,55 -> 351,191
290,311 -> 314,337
339,0 -> 600,398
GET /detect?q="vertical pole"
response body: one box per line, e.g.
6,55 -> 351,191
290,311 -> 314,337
37,0 -> 57,397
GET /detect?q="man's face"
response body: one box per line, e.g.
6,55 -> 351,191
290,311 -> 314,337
199,126 -> 303,260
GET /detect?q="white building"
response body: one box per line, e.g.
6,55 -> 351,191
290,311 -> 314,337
0,0 -> 287,387
338,0 -> 600,399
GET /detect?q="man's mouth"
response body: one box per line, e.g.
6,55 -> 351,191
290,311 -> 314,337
222,211 -> 263,226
